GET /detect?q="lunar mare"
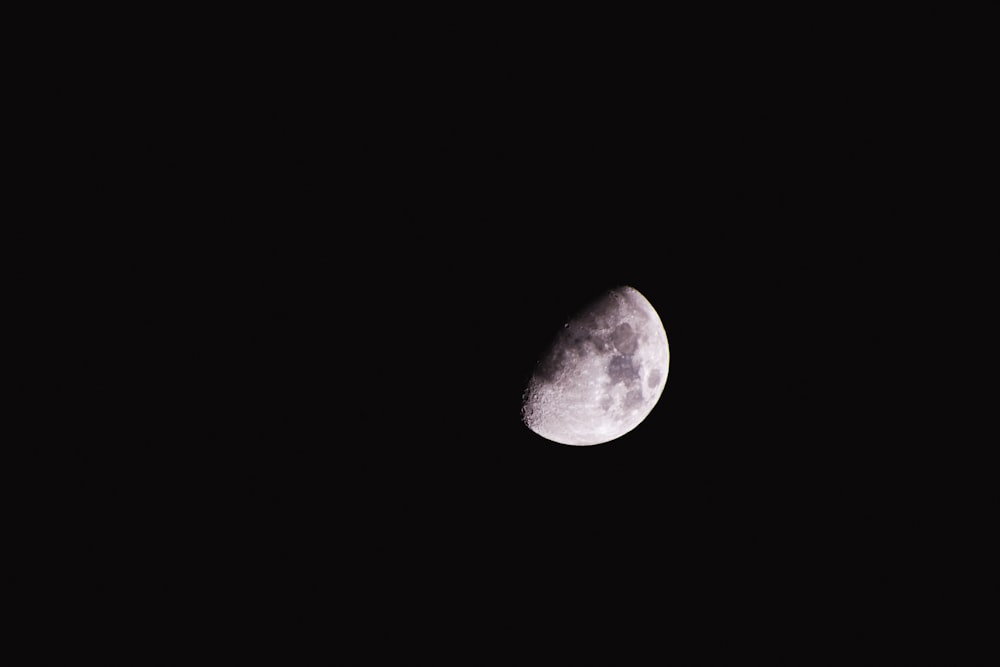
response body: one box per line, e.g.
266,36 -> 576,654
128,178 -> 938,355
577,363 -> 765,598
521,286 -> 669,446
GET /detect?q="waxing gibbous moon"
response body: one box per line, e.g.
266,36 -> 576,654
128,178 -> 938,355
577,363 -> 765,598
521,286 -> 670,446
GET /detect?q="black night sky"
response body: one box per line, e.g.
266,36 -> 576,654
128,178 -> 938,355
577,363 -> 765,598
83,10 -> 989,660
217,34 -> 943,647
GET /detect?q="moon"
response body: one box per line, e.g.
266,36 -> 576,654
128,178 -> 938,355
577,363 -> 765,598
521,286 -> 670,446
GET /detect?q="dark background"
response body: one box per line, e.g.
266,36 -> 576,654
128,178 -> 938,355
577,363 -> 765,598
194,20 -> 983,655
31,7 -> 993,661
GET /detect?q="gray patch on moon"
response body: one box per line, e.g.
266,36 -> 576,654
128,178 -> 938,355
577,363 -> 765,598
611,322 -> 638,354
647,368 -> 661,389
624,388 -> 644,409
567,329 -> 607,354
606,354 -> 640,384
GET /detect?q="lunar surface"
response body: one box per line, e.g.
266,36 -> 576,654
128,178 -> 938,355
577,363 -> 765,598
521,286 -> 670,446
